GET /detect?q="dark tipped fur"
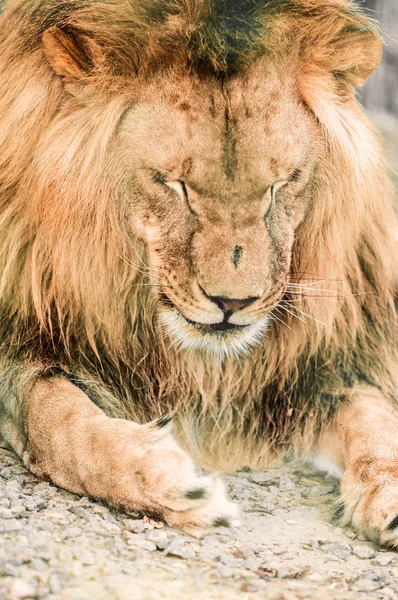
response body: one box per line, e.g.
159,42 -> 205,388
387,515 -> 398,532
212,517 -> 231,527
155,414 -> 174,429
185,487 -> 207,500
4,0 -> 379,77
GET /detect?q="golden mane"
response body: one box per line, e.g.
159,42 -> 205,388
0,0 -> 396,469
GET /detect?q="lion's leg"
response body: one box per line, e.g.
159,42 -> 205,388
316,388 -> 398,546
2,374 -> 238,535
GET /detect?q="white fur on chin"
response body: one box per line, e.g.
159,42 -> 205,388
160,309 -> 270,359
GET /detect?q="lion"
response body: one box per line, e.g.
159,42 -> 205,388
0,0 -> 397,544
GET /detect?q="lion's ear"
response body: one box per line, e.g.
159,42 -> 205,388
42,26 -> 103,79
314,27 -> 383,92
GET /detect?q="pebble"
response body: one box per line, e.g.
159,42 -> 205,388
248,473 -> 273,486
23,495 -> 46,511
8,579 -> 37,599
126,538 -> 157,552
0,518 -> 23,532
72,547 -> 96,565
216,563 -> 234,578
353,578 -> 382,592
166,539 -> 196,559
48,573 -> 61,595
29,558 -> 48,571
321,542 -> 352,560
124,519 -> 145,534
256,501 -> 275,514
373,553 -> 396,566
353,545 -> 376,559
2,562 -> 20,577
244,556 -> 260,570
279,476 -> 296,491
145,529 -> 169,550
307,485 -> 335,497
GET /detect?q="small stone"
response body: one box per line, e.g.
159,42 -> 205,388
8,555 -> 27,567
72,547 -> 95,565
63,526 -> 83,539
57,547 -> 73,564
2,562 -> 20,577
352,546 -> 376,560
279,476 -> 296,491
9,579 -> 37,599
322,542 -> 352,560
36,550 -> 52,563
244,557 -> 260,571
29,558 -> 48,572
199,542 -> 223,562
124,519 -> 145,534
145,529 -> 169,550
69,506 -> 90,520
218,554 -> 241,568
0,518 -> 23,532
119,562 -> 137,576
256,501 -> 275,515
216,563 -> 234,578
308,485 -> 335,497
311,541 -> 320,550
126,538 -> 157,552
52,569 -> 69,582
277,567 -> 302,579
248,473 -> 273,486
343,529 -> 356,539
373,553 -> 396,566
44,512 -> 68,521
23,496 -> 46,511
166,539 -> 196,559
353,579 -> 381,592
377,588 -> 398,599
48,573 -> 61,595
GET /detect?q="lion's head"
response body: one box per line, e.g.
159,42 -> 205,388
0,0 -> 395,369
112,64 -> 319,357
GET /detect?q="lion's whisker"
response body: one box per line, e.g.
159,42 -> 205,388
281,301 -> 327,327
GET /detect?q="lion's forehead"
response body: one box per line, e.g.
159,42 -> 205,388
120,69 -> 315,188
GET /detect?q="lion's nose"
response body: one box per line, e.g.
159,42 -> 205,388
208,295 -> 258,315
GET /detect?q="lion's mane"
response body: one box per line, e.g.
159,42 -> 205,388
0,0 -> 396,468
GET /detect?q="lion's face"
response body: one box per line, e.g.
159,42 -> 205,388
118,65 -> 317,356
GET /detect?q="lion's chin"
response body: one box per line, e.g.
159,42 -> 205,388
159,309 -> 270,359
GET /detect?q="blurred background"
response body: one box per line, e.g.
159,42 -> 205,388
359,0 -> 398,197
360,0 -> 398,115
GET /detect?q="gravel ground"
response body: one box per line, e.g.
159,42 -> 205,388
1,116 -> 398,600
1,448 -> 398,600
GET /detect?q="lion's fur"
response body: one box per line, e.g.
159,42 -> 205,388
0,0 -> 397,470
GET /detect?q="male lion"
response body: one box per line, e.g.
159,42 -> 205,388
0,0 -> 397,544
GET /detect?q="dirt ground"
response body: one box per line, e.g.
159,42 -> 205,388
1,115 -> 397,600
2,448 -> 398,600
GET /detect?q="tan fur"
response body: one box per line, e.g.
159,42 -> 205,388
22,377 -> 238,533
318,389 -> 398,546
0,0 -> 397,539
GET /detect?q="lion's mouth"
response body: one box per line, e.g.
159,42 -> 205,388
159,292 -> 251,334
181,314 -> 249,333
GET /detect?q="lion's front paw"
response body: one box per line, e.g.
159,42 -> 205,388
89,416 -> 239,536
337,461 -> 398,547
162,476 -> 240,537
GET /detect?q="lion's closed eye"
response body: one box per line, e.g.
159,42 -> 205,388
154,172 -> 188,202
